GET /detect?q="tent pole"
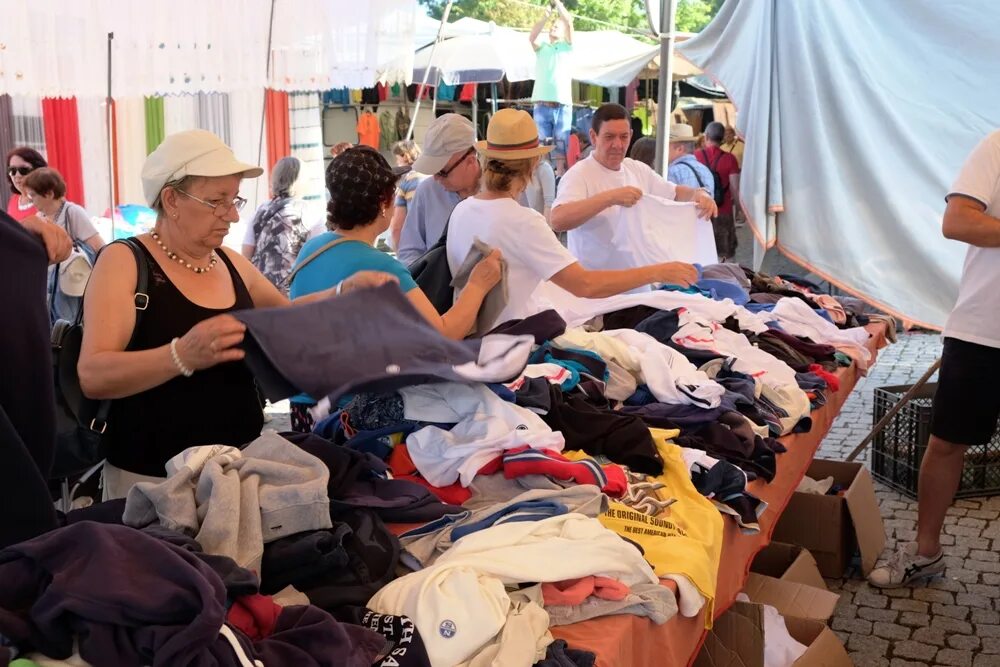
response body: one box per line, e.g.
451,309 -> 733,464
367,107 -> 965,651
256,0 -> 277,211
105,32 -> 115,237
407,0 -> 454,141
653,0 -> 676,175
491,82 -> 498,115
472,94 -> 478,139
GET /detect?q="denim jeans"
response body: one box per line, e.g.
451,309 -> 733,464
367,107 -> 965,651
533,103 -> 572,157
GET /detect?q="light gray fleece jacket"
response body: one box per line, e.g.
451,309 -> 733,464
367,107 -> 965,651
123,432 -> 332,572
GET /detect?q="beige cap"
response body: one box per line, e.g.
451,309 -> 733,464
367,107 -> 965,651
669,124 -> 697,142
141,129 -> 263,207
476,108 -> 553,161
412,114 -> 476,175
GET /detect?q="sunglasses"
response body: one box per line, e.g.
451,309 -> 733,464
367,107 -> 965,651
436,147 -> 476,179
7,166 -> 33,177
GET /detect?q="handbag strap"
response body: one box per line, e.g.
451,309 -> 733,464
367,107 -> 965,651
74,237 -> 150,334
284,235 -> 353,288
87,237 -> 150,432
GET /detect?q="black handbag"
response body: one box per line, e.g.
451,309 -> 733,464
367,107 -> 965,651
50,238 -> 149,479
408,219 -> 453,315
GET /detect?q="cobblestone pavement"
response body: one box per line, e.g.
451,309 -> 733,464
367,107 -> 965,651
816,331 -> 1000,667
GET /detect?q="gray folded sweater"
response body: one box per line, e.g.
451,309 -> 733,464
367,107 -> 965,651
124,432 -> 332,572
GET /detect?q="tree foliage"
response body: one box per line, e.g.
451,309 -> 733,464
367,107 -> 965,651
418,0 -> 720,33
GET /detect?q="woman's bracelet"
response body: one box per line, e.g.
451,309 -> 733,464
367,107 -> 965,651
170,337 -> 195,377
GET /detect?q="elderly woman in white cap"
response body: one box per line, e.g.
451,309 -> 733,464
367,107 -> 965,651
78,130 -> 392,498
446,109 -> 699,331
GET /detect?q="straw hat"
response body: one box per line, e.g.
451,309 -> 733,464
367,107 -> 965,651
669,124 -> 697,142
476,108 -> 553,160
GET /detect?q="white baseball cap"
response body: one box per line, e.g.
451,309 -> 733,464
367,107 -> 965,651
141,129 -> 263,207
412,114 -> 477,175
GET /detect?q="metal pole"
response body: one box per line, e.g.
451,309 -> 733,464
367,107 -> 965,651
256,0 -> 277,208
472,94 -> 478,139
846,357 -> 942,463
653,0 -> 676,175
105,32 -> 115,237
491,82 -> 498,115
407,0 -> 454,141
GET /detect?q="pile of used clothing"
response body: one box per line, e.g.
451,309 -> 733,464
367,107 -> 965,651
0,270 -> 890,667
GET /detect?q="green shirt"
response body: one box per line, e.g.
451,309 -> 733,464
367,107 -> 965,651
532,41 -> 574,106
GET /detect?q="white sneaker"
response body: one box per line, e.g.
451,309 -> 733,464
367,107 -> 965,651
868,543 -> 945,588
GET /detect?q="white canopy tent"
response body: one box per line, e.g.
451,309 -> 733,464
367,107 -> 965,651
411,16 -> 692,88
0,0 -> 418,97
678,0 -> 1000,328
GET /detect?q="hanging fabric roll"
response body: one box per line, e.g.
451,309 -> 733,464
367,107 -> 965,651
76,96 -> 111,217
144,96 -> 165,155
113,96 -> 147,206
264,89 -> 291,175
196,93 -> 231,147
41,97 -> 86,207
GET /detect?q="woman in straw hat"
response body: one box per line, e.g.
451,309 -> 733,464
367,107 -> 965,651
445,108 -> 698,331
78,130 -> 394,498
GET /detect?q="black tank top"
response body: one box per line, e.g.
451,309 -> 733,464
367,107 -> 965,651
106,241 -> 264,476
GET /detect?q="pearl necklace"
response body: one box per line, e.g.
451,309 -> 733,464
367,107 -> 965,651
150,231 -> 218,274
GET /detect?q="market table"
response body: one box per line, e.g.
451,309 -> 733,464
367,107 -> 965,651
549,322 -> 891,667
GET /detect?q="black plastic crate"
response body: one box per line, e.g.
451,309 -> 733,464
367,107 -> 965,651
871,383 -> 1000,499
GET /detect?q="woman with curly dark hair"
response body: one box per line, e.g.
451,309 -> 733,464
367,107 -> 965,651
285,145 -> 502,431
289,146 -> 500,340
6,147 -> 48,221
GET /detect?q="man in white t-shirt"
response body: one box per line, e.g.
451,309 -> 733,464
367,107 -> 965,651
869,130 -> 1000,588
551,103 -> 718,291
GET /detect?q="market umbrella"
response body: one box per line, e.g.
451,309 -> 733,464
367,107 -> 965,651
411,22 -> 535,85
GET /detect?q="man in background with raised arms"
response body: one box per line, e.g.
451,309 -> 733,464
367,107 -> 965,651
529,0 -> 574,176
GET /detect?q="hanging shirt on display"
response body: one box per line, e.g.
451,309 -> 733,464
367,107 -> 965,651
379,110 -> 398,150
357,111 -> 380,149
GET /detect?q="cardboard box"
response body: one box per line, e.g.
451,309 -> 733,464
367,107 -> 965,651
741,573 -> 839,623
696,547 -> 846,667
786,616 -> 854,666
772,459 -> 886,578
695,597 -> 850,667
693,600 -> 764,667
751,542 -> 828,591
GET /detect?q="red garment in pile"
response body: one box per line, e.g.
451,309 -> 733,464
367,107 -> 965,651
478,445 -> 628,498
389,444 -> 472,505
228,594 -> 283,640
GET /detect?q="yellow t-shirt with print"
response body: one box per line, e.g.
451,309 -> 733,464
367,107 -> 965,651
596,428 -> 723,627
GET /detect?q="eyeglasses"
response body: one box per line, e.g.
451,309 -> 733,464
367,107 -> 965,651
7,166 -> 33,177
175,189 -> 247,217
436,147 -> 476,179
